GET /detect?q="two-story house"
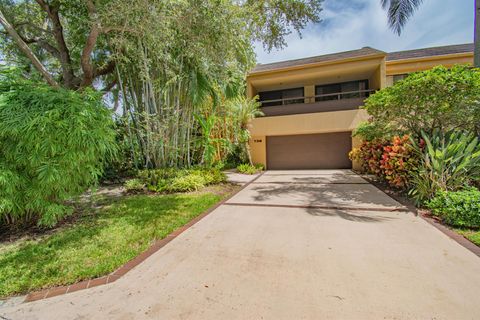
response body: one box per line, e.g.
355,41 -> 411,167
247,43 -> 474,170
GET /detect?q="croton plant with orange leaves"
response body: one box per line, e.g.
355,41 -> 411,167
349,135 -> 424,188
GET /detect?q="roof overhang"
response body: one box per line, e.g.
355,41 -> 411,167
248,53 -> 387,78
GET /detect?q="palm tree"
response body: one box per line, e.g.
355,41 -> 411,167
228,96 -> 264,165
381,0 -> 480,67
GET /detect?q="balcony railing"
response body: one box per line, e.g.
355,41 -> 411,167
258,89 -> 375,117
259,89 -> 375,106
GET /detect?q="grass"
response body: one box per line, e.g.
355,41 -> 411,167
0,191 -> 229,298
455,229 -> 480,246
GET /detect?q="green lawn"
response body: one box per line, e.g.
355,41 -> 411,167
0,191 -> 227,298
455,229 -> 480,247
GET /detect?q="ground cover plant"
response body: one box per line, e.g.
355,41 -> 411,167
125,168 -> 226,193
0,190 -> 233,298
427,188 -> 480,228
236,163 -> 264,175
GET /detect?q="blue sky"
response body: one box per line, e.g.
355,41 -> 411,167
254,0 -> 474,63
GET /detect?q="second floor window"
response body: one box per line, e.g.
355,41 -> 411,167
315,80 -> 368,102
393,74 -> 408,83
259,87 -> 304,107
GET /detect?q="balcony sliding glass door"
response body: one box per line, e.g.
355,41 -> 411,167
315,80 -> 368,102
258,87 -> 304,107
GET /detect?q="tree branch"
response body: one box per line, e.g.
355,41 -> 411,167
80,0 -> 101,88
0,9 -> 59,87
94,59 -> 116,77
101,78 -> 117,92
36,0 -> 77,89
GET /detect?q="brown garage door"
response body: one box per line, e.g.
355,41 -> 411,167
266,132 -> 352,169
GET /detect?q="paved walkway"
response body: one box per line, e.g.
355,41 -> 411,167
3,170 -> 480,319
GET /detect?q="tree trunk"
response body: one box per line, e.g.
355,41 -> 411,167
0,9 -> 59,88
475,0 -> 480,67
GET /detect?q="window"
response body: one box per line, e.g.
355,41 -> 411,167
393,74 -> 408,83
315,80 -> 368,102
259,87 -> 304,107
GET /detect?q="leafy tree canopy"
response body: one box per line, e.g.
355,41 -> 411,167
0,0 -> 323,90
363,65 -> 480,138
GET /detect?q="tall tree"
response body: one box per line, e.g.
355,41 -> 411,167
0,0 -> 323,91
381,0 -> 480,67
0,0 -> 116,90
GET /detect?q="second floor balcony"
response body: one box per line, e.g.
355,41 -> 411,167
258,83 -> 374,117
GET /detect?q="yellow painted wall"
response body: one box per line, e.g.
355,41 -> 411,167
304,85 -> 315,104
386,53 -> 473,76
247,56 -> 386,94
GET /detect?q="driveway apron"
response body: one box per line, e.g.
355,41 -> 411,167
2,170 -> 480,320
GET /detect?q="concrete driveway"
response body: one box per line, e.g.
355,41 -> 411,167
3,170 -> 480,319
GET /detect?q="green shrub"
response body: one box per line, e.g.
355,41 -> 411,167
0,71 -> 117,227
409,130 -> 480,203
427,188 -> 480,228
124,179 -> 145,192
193,168 -> 226,185
364,65 -> 480,137
167,174 -> 206,192
137,168 -> 182,187
237,163 -> 263,175
137,167 -> 226,193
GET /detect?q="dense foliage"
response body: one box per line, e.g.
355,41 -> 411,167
0,0 -> 322,171
349,135 -> 418,188
355,66 -> 480,229
0,71 -> 117,227
427,188 -> 480,228
408,131 -> 480,203
125,168 -> 226,193
364,66 -> 480,137
0,0 -> 323,90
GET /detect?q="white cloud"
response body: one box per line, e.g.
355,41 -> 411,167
255,0 -> 474,64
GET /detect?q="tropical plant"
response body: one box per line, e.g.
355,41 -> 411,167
409,130 -> 480,203
237,163 -> 264,175
380,135 -> 419,188
381,0 -> 480,67
0,71 -> 117,227
349,135 -> 420,188
349,140 -> 388,175
134,167 -> 226,193
195,113 -> 228,168
227,96 -> 263,164
427,187 -> 480,228
364,66 -> 480,138
124,179 -> 145,193
1,0 -> 324,170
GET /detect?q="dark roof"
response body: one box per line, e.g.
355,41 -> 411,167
250,43 -> 474,74
250,47 -> 386,73
386,43 -> 473,61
